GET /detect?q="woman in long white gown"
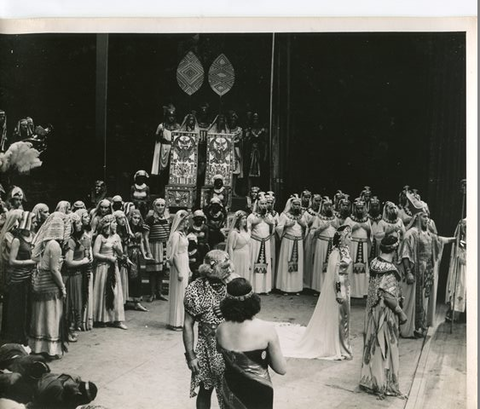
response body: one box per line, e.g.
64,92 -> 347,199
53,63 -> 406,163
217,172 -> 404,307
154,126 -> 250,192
166,210 -> 190,330
282,225 -> 353,360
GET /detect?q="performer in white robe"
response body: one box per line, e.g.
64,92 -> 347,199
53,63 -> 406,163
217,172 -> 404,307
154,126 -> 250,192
151,104 -> 180,176
247,197 -> 275,294
275,195 -> 306,294
303,194 -> 322,290
344,198 -> 371,298
311,197 -> 339,293
446,218 -> 466,322
266,192 -> 279,289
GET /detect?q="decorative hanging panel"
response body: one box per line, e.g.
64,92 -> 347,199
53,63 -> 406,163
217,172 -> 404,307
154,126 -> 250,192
208,54 -> 235,97
168,131 -> 199,185
205,132 -> 235,187
176,52 -> 204,96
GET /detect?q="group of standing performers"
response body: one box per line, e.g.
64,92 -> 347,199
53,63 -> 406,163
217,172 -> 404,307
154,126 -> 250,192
0,175 -> 215,362
274,185 -> 461,400
0,172 -> 465,406
150,103 -> 269,196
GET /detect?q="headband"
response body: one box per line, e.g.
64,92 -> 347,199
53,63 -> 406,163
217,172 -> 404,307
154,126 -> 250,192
225,290 -> 254,301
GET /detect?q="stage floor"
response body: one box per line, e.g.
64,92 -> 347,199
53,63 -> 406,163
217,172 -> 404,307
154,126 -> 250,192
0,292 -> 460,409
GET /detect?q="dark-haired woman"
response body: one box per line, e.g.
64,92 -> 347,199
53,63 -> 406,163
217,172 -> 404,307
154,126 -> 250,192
0,209 -> 24,338
226,210 -> 250,280
126,209 -> 149,312
166,210 -> 190,330
63,213 -> 92,336
216,277 -> 286,409
4,211 -> 36,344
75,209 -> 94,331
360,235 -> 407,398
92,215 -> 127,330
285,225 -> 353,360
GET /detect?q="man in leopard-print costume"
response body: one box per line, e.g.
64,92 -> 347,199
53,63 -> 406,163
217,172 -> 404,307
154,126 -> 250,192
183,250 -> 236,409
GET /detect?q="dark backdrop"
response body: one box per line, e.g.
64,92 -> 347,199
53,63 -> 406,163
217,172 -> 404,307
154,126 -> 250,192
0,32 -> 466,298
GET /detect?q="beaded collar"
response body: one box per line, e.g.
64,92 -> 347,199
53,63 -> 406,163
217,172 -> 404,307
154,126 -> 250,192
285,212 -> 302,221
368,214 -> 382,223
319,213 -> 336,221
350,214 -> 368,223
382,216 -> 400,224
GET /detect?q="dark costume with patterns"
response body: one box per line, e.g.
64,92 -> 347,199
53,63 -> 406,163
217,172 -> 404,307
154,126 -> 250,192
360,257 -> 404,397
184,277 -> 227,407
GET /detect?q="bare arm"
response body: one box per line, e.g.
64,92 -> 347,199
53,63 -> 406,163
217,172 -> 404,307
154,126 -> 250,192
439,235 -> 456,244
90,216 -> 99,234
46,241 -> 66,295
143,229 -> 152,256
226,230 -> 237,259
9,238 -> 35,267
267,325 -> 287,375
64,247 -> 88,269
182,311 -> 201,375
112,234 -> 124,257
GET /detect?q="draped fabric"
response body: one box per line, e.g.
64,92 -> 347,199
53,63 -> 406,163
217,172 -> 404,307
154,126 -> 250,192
279,248 -> 353,360
219,347 -> 273,409
360,258 -> 402,397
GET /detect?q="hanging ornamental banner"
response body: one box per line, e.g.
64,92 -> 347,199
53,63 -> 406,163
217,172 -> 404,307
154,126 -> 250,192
168,131 -> 199,185
208,54 -> 235,97
205,133 -> 235,187
176,52 -> 204,96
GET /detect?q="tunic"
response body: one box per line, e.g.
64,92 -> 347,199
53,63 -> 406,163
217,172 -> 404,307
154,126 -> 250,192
399,227 -> 441,337
63,236 -> 89,331
275,212 -> 305,293
93,235 -> 125,324
184,278 -> 226,406
5,235 -> 34,344
29,240 -> 64,357
247,213 -> 273,293
145,215 -> 170,274
311,216 -> 338,293
344,217 -> 371,298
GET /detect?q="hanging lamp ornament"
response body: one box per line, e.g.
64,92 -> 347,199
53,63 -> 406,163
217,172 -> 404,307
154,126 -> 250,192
177,51 -> 205,96
208,54 -> 235,97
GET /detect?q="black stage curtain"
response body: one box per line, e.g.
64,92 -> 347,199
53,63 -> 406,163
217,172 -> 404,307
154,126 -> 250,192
0,34 -> 466,286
